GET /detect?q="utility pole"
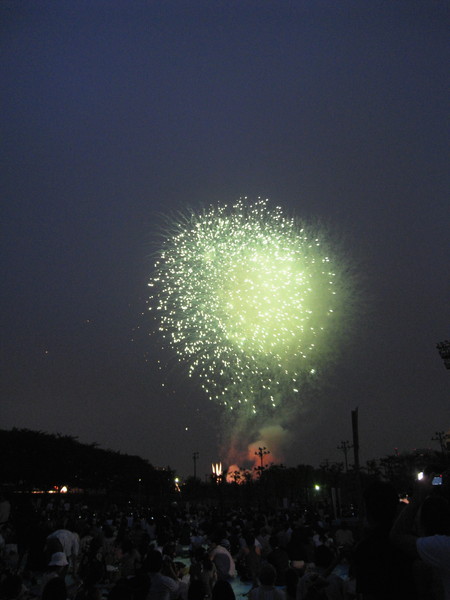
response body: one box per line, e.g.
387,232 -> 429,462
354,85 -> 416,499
351,409 -> 360,474
351,408 -> 363,530
255,446 -> 270,468
320,459 -> 330,471
254,446 -> 270,477
337,440 -> 353,473
431,432 -> 449,453
192,451 -> 199,479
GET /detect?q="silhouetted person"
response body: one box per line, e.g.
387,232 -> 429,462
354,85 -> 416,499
188,579 -> 208,600
334,522 -> 354,550
40,552 -> 69,598
42,576 -> 67,600
249,563 -> 285,600
285,567 -> 300,600
146,549 -> 180,600
0,489 -> 11,532
0,573 -> 26,599
287,527 -> 314,571
211,580 -> 236,600
353,481 -> 414,600
267,536 -> 290,586
391,473 -> 450,599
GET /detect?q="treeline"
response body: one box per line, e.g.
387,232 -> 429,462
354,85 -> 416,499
179,450 -> 450,511
1,428 -> 448,510
0,428 -> 174,500
183,449 -> 450,509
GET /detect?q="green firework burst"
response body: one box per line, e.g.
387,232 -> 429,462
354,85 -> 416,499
149,198 -> 350,415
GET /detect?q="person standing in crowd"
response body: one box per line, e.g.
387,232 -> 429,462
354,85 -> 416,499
390,471 -> 450,600
353,481 -> 414,600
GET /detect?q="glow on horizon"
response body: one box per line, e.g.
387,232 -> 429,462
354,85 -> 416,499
149,198 -> 351,414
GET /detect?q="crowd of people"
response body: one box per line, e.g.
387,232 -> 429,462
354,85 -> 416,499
0,472 -> 449,600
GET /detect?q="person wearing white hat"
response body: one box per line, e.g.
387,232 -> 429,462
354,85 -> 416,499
40,552 -> 68,598
46,527 -> 80,574
48,552 -> 68,567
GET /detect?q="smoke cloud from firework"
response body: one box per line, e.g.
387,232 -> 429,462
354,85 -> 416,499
226,424 -> 292,479
149,198 -> 354,462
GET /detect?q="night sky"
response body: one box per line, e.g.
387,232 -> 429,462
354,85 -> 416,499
1,1 -> 449,479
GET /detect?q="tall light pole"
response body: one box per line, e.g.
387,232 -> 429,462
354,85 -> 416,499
192,451 -> 199,479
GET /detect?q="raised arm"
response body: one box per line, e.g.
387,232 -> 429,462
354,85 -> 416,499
389,474 -> 433,558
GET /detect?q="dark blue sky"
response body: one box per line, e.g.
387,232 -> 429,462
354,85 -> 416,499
1,1 -> 449,478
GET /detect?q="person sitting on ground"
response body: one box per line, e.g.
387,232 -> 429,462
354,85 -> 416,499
267,536 -> 290,586
209,538 -> 236,583
146,549 -> 180,600
334,523 -> 353,550
46,524 -> 79,575
256,527 -> 272,560
40,552 -> 68,598
107,580 -> 134,600
249,563 -> 285,600
284,567 -> 299,600
77,537 -> 105,591
74,584 -> 102,600
0,573 -> 28,600
240,532 -> 261,588
296,543 -> 343,600
211,580 -> 235,600
190,547 -> 217,598
0,490 -> 11,534
119,538 -> 141,578
41,576 -> 67,600
287,528 -> 313,572
187,579 -> 208,600
190,530 -> 206,553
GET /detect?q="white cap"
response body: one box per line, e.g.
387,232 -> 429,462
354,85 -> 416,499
48,552 -> 68,567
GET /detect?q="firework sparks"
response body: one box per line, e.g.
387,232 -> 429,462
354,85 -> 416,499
149,198 -> 350,414
212,462 -> 223,477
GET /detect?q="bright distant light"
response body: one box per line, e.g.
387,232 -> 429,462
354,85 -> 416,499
418,471 -> 424,480
212,462 -> 223,476
149,198 -> 352,414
